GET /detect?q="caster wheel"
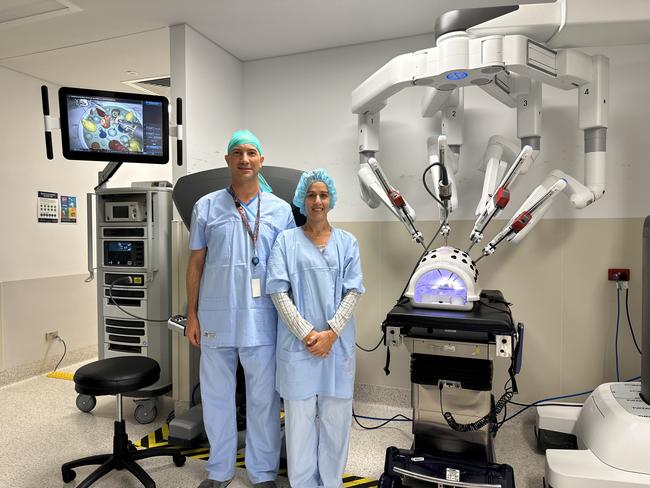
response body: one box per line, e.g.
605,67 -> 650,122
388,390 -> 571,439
76,394 -> 96,413
378,473 -> 402,488
62,468 -> 76,483
134,404 -> 157,424
173,455 -> 186,467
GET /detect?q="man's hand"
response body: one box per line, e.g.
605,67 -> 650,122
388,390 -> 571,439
186,315 -> 201,347
306,330 -> 337,358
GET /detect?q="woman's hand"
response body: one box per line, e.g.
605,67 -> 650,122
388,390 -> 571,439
303,330 -> 318,347
306,330 -> 337,358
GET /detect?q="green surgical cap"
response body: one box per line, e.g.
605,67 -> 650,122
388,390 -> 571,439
258,173 -> 273,193
227,129 -> 262,155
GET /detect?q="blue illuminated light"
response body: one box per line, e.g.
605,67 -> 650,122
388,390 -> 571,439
446,71 -> 468,81
414,269 -> 467,306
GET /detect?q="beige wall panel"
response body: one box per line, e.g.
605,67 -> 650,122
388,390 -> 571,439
1,274 -> 97,371
561,218 -> 643,392
0,283 -> 4,370
2,218 -> 645,403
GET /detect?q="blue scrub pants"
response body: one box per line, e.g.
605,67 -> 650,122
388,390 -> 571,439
284,396 -> 353,488
200,345 -> 281,483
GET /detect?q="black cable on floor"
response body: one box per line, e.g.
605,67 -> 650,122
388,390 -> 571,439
52,337 -> 67,372
191,382 -> 201,407
356,332 -> 385,353
498,375 -> 641,427
508,400 -> 583,408
352,408 -> 411,430
625,288 -> 642,355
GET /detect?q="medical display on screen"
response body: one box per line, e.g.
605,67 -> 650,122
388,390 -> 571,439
64,94 -> 164,157
58,87 -> 168,163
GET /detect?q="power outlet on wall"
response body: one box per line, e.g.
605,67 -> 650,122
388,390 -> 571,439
608,268 -> 630,282
45,331 -> 59,341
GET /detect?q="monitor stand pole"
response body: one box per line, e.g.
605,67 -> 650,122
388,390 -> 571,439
95,161 -> 123,190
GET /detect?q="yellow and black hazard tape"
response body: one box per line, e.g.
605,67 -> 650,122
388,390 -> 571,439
134,422 -> 170,449
137,424 -> 377,486
46,371 -> 74,381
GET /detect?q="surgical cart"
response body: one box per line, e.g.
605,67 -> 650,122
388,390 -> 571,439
378,290 -> 523,488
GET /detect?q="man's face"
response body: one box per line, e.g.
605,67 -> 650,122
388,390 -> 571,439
224,144 -> 264,183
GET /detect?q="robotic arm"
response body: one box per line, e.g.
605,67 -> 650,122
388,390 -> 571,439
352,2 -> 610,248
422,88 -> 463,228
470,144 -> 533,249
356,111 -> 424,245
476,161 -> 602,260
478,173 -> 568,261
358,155 -> 424,246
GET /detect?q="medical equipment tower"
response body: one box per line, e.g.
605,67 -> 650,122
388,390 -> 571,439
78,184 -> 173,423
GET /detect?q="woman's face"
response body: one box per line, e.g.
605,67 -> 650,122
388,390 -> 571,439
304,181 -> 330,222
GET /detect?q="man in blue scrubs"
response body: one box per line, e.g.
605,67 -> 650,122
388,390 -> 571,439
186,130 -> 295,488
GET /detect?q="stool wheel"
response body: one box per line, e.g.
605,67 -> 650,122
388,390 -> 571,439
62,467 -> 76,483
134,403 -> 157,424
173,455 -> 186,467
76,394 -> 97,413
378,473 -> 402,488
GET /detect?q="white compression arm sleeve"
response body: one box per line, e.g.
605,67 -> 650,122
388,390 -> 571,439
327,290 -> 361,336
271,292 -> 314,340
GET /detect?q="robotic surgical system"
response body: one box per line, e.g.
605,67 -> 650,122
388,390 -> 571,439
351,2 -> 650,487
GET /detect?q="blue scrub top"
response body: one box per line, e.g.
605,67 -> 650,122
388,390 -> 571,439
266,227 -> 364,400
189,188 -> 295,348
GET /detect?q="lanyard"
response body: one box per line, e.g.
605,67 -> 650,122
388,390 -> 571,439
229,188 -> 261,266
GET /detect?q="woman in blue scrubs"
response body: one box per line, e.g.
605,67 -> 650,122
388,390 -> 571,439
266,169 -> 364,488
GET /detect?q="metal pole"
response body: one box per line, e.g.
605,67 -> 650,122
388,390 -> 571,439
641,217 -> 650,404
116,393 -> 123,421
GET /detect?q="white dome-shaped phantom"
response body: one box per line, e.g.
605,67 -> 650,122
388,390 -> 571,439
404,246 -> 481,311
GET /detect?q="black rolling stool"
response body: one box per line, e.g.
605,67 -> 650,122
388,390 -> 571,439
62,357 -> 186,488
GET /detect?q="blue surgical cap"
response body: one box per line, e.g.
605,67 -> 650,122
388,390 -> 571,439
293,168 -> 337,216
227,129 -> 262,155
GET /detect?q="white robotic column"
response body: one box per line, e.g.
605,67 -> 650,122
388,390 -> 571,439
578,55 -> 609,206
541,217 -> 650,488
643,217 -> 650,404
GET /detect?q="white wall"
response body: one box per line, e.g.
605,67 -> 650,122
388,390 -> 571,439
2,28 -> 649,398
242,35 -> 650,399
170,23 -> 244,180
0,67 -> 172,283
244,36 -> 650,222
0,66 -> 171,373
168,23 -> 245,405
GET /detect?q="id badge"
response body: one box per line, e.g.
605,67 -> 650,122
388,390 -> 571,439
251,278 -> 262,298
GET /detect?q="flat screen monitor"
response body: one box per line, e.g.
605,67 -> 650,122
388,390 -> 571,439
58,87 -> 169,164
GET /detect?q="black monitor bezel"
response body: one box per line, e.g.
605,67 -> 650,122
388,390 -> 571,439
58,86 -> 169,164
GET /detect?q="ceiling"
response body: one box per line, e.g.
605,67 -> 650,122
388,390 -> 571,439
0,0 -> 545,93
